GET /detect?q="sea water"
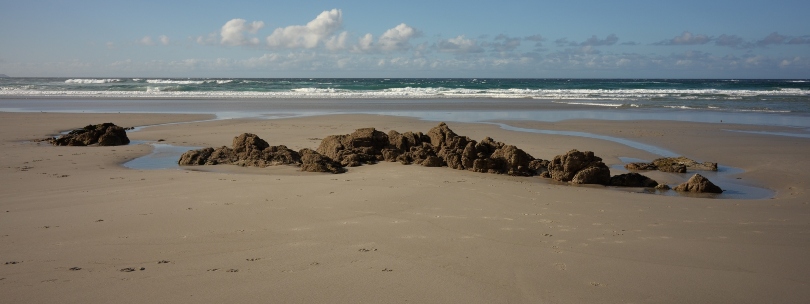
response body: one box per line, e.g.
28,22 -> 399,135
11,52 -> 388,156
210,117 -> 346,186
2,78 -> 809,113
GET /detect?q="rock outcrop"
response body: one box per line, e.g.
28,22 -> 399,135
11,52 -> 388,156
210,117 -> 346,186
178,133 -> 341,173
548,149 -> 611,185
173,124 -> 726,196
609,173 -> 659,188
625,156 -> 718,173
299,148 -> 345,174
50,123 -> 130,146
316,128 -> 390,167
655,156 -> 718,171
674,174 -> 723,193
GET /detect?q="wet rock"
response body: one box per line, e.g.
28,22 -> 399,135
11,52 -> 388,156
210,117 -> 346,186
51,123 -> 130,146
609,173 -> 659,187
674,173 -> 723,193
548,149 -> 611,185
654,156 -> 718,172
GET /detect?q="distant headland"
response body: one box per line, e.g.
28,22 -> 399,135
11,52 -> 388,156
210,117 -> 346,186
0,74 -> 9,78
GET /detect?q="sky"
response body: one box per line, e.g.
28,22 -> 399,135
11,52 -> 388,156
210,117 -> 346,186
1,0 -> 809,78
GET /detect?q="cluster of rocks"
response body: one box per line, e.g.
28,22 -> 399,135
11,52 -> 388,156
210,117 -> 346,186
178,133 -> 345,174
177,122 -> 723,194
624,156 -> 723,193
49,123 -> 130,146
316,123 -> 543,177
626,156 -> 718,173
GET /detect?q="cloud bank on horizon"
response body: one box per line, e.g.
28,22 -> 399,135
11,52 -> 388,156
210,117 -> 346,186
1,5 -> 809,78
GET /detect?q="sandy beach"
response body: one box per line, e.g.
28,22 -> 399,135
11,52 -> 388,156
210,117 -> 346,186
1,110 -> 809,303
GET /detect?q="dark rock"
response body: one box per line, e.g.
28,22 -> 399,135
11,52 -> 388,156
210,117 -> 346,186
529,159 -> 550,176
51,123 -> 130,146
490,145 -> 534,176
178,133 -> 303,169
427,122 -> 458,148
316,128 -> 389,167
299,148 -> 345,174
609,173 -> 659,187
654,156 -> 718,172
625,162 -> 658,171
421,156 -> 444,167
397,143 -> 439,165
548,149 -> 611,185
674,174 -> 723,193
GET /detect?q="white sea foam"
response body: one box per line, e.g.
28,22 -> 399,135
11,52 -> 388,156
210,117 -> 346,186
146,79 -> 205,85
65,79 -> 122,84
552,101 -> 623,107
2,87 -> 809,101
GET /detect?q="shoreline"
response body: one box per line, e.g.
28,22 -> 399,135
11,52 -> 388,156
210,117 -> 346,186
2,110 -> 809,303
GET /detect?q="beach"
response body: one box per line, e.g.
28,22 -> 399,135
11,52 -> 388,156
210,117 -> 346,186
1,104 -> 809,303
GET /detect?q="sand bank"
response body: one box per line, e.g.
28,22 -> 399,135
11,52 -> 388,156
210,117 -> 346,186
1,112 -> 809,303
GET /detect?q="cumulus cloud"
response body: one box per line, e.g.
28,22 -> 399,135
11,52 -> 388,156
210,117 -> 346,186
266,9 -> 342,49
139,36 -> 155,46
159,35 -> 170,45
325,31 -> 349,51
221,19 -> 265,46
655,31 -> 710,45
378,23 -> 420,51
354,33 -> 375,52
351,23 -> 420,53
438,35 -> 484,53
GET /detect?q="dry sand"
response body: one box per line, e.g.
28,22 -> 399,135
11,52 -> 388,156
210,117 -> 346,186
1,112 -> 809,303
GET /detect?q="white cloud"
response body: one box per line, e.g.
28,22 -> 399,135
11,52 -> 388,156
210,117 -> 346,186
378,23 -> 419,51
352,23 -> 420,53
354,33 -> 374,52
325,32 -> 349,51
266,9 -> 342,49
159,35 -> 170,45
438,35 -> 484,53
196,32 -> 218,45
221,19 -> 265,46
139,36 -> 155,46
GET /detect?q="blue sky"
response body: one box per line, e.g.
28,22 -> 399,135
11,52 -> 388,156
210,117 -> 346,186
1,0 -> 809,78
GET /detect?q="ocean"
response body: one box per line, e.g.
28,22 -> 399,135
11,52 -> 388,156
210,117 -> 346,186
1,78 -> 809,113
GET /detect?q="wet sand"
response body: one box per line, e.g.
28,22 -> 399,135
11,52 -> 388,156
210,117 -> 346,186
1,111 -> 809,303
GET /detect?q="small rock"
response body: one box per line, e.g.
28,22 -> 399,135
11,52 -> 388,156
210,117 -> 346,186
674,174 -> 723,193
